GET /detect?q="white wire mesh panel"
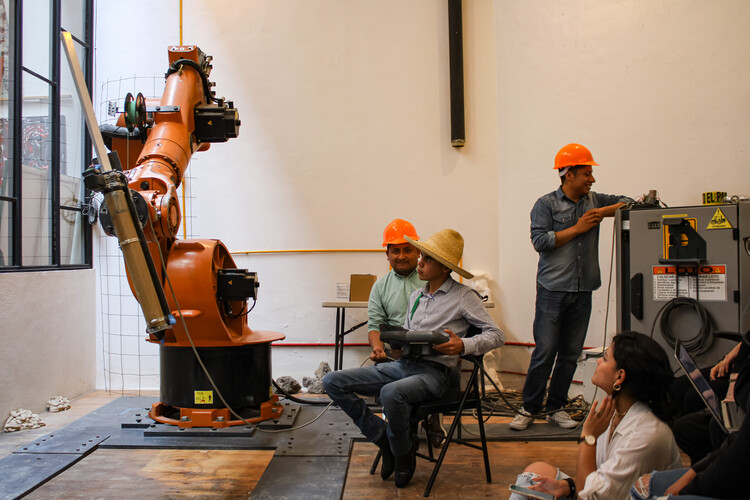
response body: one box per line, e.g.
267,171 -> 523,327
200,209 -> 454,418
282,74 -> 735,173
95,77 -> 199,392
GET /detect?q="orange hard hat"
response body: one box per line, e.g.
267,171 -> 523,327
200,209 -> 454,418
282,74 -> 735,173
382,219 -> 419,247
554,143 -> 599,170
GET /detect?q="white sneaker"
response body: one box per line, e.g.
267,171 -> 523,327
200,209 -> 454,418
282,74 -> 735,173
546,410 -> 578,429
509,409 -> 533,430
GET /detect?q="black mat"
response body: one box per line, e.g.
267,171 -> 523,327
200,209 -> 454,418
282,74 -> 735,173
0,397 -> 579,499
0,453 -> 90,500
0,397 -> 364,499
467,421 -> 581,442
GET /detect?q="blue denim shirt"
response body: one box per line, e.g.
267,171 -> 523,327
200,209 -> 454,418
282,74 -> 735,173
530,187 -> 632,292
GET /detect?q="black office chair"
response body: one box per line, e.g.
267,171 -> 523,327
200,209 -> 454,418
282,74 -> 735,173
369,350 -> 492,497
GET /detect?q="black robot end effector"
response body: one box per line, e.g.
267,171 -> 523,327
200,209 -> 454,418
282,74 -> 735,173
84,151 -> 125,193
378,325 -> 450,349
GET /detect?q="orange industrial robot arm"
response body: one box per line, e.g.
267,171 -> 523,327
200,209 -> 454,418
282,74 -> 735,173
64,34 -> 284,427
90,44 -> 284,427
96,46 -> 277,348
107,46 -> 238,254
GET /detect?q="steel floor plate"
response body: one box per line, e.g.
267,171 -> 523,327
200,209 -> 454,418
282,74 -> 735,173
0,397 -> 364,499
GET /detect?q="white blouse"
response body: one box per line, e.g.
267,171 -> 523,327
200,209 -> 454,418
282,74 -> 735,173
580,401 -> 682,499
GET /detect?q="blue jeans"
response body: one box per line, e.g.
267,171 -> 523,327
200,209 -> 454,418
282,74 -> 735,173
522,284 -> 591,413
629,468 -> 721,500
322,358 -> 449,456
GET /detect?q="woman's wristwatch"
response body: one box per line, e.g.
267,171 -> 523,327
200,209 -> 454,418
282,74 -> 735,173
579,434 -> 596,446
563,477 -> 577,499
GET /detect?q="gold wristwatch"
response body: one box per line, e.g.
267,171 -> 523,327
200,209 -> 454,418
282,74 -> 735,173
580,434 -> 596,446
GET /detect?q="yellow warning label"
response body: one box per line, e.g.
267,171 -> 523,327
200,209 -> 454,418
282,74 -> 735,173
194,391 -> 214,404
707,208 -> 732,229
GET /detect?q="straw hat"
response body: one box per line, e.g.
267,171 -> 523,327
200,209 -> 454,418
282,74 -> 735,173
404,229 -> 474,280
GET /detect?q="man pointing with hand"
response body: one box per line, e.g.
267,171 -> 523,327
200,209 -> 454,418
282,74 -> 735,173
511,143 -> 633,431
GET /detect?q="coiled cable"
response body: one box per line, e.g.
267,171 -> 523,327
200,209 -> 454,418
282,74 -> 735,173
653,297 -> 714,355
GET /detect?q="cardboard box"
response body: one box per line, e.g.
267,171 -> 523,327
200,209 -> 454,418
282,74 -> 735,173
349,274 -> 377,302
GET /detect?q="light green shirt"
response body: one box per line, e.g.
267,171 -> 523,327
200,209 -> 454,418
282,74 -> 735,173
367,268 -> 425,333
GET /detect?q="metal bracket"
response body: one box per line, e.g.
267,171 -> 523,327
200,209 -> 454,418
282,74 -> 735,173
108,103 -> 180,117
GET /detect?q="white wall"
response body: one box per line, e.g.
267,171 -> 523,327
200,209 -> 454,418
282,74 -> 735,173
0,270 -> 96,418
494,0 -> 750,373
93,0 -> 498,384
91,0 -> 750,387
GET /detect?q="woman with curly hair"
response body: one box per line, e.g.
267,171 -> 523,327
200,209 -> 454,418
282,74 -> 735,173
510,331 -> 682,499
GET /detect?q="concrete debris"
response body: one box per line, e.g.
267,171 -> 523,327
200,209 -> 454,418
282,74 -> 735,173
302,376 -> 326,394
276,361 -> 331,396
275,376 -> 301,395
47,396 -> 71,413
314,362 -> 331,380
3,409 -> 46,432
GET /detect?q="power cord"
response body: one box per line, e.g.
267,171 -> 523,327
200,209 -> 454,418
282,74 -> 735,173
651,297 -> 714,355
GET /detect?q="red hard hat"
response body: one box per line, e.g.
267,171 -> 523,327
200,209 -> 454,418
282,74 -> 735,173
554,143 -> 599,170
382,219 -> 419,247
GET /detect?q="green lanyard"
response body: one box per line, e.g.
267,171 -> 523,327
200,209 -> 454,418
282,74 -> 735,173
409,292 -> 423,321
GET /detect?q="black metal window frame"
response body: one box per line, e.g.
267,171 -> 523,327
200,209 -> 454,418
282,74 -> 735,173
1,0 -> 94,272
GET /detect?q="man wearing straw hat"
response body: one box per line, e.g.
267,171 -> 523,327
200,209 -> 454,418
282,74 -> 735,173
323,228 -> 504,488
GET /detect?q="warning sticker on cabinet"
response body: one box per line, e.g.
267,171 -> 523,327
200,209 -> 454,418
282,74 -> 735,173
652,265 -> 726,301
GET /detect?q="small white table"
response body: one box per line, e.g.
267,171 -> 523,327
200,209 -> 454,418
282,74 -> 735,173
322,301 -> 368,370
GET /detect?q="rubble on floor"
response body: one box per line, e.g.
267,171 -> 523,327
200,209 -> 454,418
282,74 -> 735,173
3,409 -> 46,432
47,396 -> 71,413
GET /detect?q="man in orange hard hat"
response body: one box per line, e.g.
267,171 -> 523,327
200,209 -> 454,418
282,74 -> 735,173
510,144 -> 633,431
369,220 -> 446,452
367,219 -> 425,363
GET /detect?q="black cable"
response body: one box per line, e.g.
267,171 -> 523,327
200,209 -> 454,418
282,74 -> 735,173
165,58 -> 220,105
653,297 -> 714,355
227,298 -> 257,319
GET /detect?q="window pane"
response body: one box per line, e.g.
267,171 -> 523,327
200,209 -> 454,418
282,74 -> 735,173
60,37 -> 85,181
61,0 -> 86,42
21,73 -> 52,266
0,199 -> 11,266
1,0 -> 12,201
60,207 -> 84,265
22,0 -> 51,79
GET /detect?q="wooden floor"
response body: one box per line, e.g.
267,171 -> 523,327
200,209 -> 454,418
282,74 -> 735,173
1,390 -> 581,499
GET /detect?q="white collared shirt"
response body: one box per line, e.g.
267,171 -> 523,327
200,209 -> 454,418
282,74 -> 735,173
580,401 -> 681,500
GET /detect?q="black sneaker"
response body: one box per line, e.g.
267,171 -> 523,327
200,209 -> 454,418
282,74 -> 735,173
375,434 -> 395,480
394,440 -> 418,488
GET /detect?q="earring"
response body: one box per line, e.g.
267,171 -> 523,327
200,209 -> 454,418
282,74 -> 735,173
613,382 -> 621,392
